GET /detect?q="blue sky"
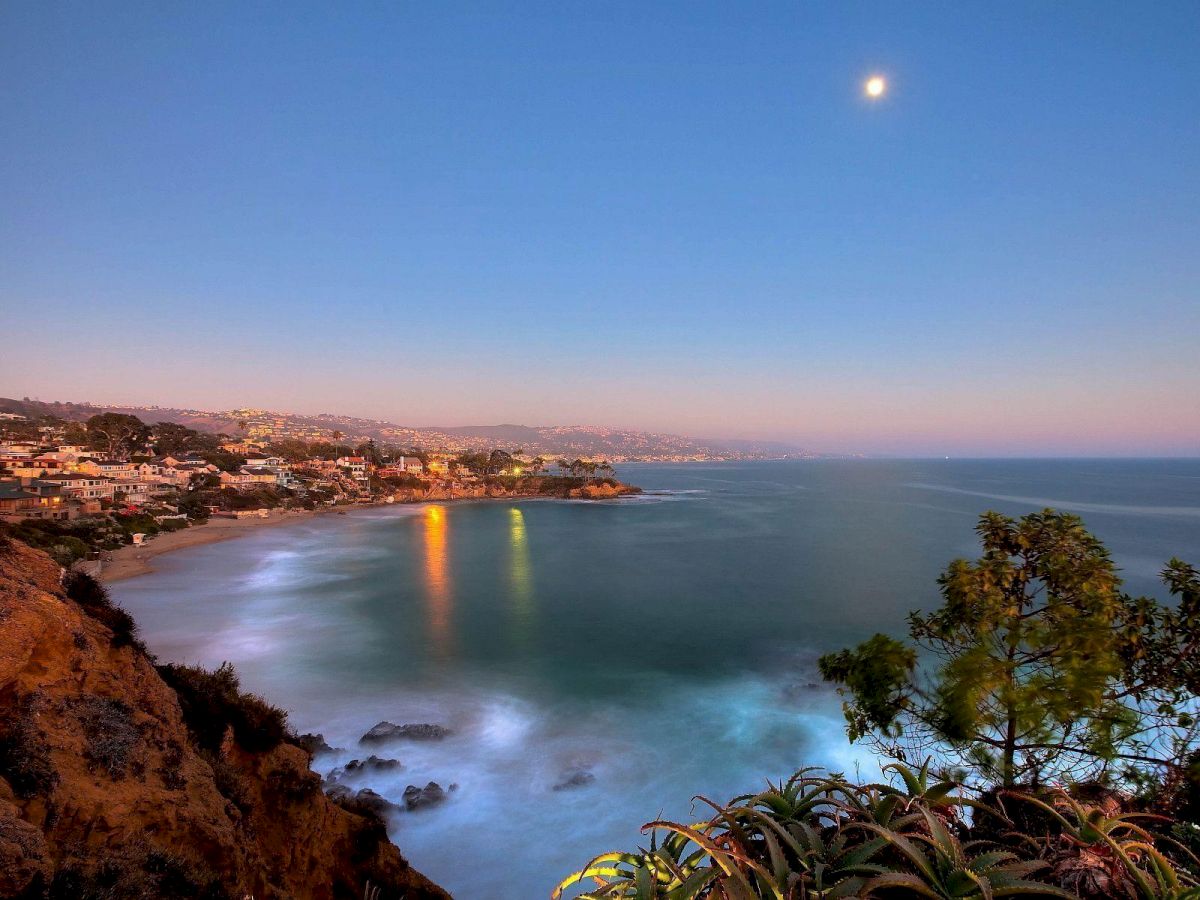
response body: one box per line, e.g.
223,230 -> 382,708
1,2 -> 1197,455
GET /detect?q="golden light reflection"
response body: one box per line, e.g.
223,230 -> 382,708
422,505 -> 452,656
509,508 -> 534,641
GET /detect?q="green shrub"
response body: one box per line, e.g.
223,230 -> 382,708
63,570 -> 144,651
268,763 -> 322,802
157,661 -> 293,754
48,845 -> 229,900
72,696 -> 140,779
0,696 -> 58,799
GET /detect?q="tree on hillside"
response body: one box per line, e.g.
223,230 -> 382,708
199,449 -> 245,473
265,439 -> 311,463
487,449 -> 513,476
86,413 -> 149,458
453,451 -> 489,475
62,421 -> 89,445
819,510 -> 1200,789
152,422 -> 219,457
356,440 -> 383,466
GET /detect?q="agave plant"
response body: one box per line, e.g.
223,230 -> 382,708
554,770 -> 1200,899
551,823 -> 766,899
1004,791 -> 1200,899
855,806 -> 1072,898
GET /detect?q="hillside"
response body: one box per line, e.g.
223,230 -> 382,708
0,396 -> 822,460
0,538 -> 448,900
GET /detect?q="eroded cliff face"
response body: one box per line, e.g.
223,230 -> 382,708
0,539 -> 450,900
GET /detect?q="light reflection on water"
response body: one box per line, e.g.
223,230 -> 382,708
509,507 -> 534,646
421,505 -> 452,659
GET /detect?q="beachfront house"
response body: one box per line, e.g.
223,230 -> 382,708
335,456 -> 370,486
39,473 -> 115,501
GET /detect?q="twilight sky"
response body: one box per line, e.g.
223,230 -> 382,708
2,2 -> 1197,456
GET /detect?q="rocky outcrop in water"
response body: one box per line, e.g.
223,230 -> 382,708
553,770 -> 596,791
385,476 -> 641,504
403,782 -> 453,811
298,732 -> 339,756
346,755 -> 402,774
360,722 -> 451,744
0,538 -> 449,900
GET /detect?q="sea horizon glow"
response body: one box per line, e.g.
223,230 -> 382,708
1,2 -> 1197,456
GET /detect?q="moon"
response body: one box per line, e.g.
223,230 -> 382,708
865,75 -> 887,99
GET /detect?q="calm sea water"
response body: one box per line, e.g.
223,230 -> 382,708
113,460 -> 1200,899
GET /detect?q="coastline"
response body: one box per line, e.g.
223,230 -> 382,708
99,479 -> 640,583
98,509 -> 323,582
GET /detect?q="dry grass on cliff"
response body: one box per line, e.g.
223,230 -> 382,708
157,661 -> 294,754
63,569 -> 145,652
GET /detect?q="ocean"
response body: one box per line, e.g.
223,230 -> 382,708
112,459 -> 1200,898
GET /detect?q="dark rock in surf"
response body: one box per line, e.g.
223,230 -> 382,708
403,782 -> 448,811
353,788 -> 401,817
553,770 -> 596,791
299,732 -> 339,756
345,755 -> 403,774
360,721 -> 451,744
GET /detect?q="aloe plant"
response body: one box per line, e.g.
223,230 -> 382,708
555,770 -> 1199,899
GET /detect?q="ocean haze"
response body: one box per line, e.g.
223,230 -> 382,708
111,458 -> 1200,898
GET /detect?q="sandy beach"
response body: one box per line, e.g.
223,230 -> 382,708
95,480 -> 641,583
98,510 -> 322,582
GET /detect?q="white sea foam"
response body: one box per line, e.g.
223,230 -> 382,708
296,671 -> 879,899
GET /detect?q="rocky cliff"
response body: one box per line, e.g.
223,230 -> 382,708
388,476 -> 641,504
0,538 -> 450,900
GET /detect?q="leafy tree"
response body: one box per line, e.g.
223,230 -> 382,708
453,451 -> 490,475
356,439 -> 383,467
151,422 -> 220,457
265,439 -> 312,462
306,441 -> 353,460
820,510 -> 1200,789
199,449 -> 245,473
62,421 -> 90,445
85,413 -> 148,458
487,449 -> 513,475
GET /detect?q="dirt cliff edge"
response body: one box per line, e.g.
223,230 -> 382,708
0,538 -> 450,900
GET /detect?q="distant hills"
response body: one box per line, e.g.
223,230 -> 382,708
0,396 -> 835,461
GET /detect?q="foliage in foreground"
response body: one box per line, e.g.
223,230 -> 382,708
819,510 -> 1200,790
555,763 -> 1200,899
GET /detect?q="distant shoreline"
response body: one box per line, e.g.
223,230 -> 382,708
99,480 -> 640,583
